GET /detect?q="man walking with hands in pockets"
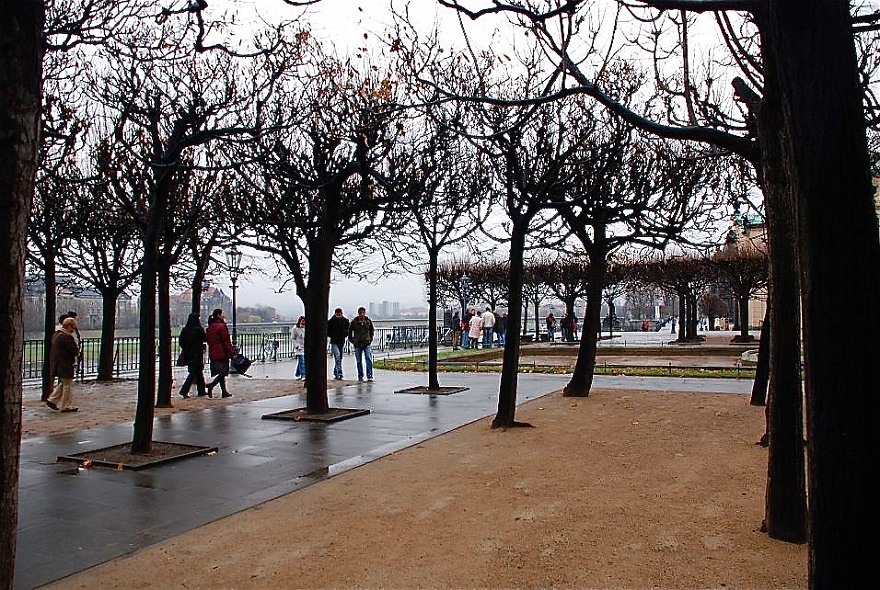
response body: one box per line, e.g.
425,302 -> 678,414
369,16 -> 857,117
349,306 -> 375,382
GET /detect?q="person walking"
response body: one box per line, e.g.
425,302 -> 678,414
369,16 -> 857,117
291,316 -> 306,380
546,312 -> 557,342
46,317 -> 79,412
206,308 -> 236,398
481,307 -> 495,349
349,307 -> 375,382
327,307 -> 349,380
177,312 -> 208,399
450,311 -> 461,350
468,309 -> 483,349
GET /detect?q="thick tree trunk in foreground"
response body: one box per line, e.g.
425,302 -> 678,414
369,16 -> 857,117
155,262 -> 173,408
303,235 -> 334,414
493,222 -> 527,428
764,3 -> 880,585
0,2 -> 43,587
132,236 -> 158,453
752,57 -> 807,542
427,250 -> 440,390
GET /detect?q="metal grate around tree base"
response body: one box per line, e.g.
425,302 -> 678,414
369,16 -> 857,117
57,441 -> 218,470
394,385 -> 469,395
261,407 -> 370,422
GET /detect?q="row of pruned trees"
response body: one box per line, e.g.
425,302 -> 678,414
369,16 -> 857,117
433,245 -> 768,341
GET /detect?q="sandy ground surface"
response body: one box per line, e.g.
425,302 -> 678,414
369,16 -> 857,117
28,363 -> 807,589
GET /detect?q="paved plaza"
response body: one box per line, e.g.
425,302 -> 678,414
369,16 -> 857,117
15,338 -> 753,589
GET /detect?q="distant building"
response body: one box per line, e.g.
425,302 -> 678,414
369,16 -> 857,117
369,300 -> 401,318
170,285 -> 231,326
24,280 -> 137,333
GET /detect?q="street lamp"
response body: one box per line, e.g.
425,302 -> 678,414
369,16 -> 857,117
459,272 -> 470,317
225,246 -> 242,345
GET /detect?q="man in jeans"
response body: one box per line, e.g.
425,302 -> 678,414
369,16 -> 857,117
327,308 -> 350,380
348,306 -> 375,382
481,307 -> 495,349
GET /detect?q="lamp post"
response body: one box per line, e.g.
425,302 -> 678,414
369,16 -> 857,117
459,272 -> 470,317
225,246 -> 242,345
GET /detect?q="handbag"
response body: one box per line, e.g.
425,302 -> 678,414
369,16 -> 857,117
176,351 -> 187,367
230,353 -> 252,375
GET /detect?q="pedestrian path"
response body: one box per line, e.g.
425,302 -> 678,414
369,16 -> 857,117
15,360 -> 753,589
15,369 -> 569,589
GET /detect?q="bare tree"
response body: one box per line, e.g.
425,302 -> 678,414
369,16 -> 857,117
392,118 -> 487,390
238,44 -> 409,413
89,20 -> 276,451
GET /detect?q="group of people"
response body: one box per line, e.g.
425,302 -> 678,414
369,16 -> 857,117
178,309 -> 236,400
450,307 -> 506,350
289,306 -> 377,383
545,312 -> 579,342
326,307 -> 375,381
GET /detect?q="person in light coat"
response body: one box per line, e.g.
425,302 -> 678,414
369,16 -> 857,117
468,309 -> 483,349
290,316 -> 306,380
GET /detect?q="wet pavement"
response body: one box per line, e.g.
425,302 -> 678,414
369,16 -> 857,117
14,351 -> 753,589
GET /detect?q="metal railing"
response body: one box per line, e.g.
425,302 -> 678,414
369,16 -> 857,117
22,324 -> 445,382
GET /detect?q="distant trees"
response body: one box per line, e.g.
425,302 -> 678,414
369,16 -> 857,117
712,245 -> 769,343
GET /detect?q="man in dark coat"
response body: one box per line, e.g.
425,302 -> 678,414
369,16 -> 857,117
348,306 -> 375,382
178,312 -> 208,399
47,317 -> 80,412
327,308 -> 349,380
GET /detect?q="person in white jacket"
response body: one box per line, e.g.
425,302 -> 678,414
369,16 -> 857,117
468,309 -> 483,349
481,307 -> 496,349
290,316 -> 306,379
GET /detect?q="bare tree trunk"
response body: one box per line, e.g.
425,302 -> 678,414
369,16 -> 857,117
734,294 -> 751,341
40,255 -> 56,400
132,236 -> 158,453
0,3 -> 43,586
303,235 -> 333,414
750,306 -> 770,406
763,3 -> 880,584
677,292 -> 686,341
493,221 -> 528,428
427,248 -> 440,390
757,86 -> 806,541
155,261 -> 173,408
563,249 -> 605,397
96,290 -> 120,381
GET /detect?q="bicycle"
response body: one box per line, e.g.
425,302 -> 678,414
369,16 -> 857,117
255,335 -> 279,363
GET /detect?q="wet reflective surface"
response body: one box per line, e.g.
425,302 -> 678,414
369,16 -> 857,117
16,370 -> 589,589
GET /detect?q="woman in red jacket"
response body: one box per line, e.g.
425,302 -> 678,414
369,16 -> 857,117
205,308 -> 236,398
